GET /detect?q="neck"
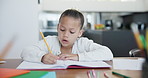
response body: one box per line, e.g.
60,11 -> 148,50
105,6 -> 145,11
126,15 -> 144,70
61,45 -> 72,49
61,46 -> 72,54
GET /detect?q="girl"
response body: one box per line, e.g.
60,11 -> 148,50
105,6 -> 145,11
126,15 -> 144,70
21,9 -> 113,64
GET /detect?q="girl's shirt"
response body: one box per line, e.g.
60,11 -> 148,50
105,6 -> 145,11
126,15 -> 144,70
21,36 -> 113,63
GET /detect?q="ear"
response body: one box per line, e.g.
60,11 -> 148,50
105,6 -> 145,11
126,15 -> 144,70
78,29 -> 84,37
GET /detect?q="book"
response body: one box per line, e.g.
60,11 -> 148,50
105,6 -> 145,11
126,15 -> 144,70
12,71 -> 56,78
0,68 -> 30,78
17,60 -> 111,69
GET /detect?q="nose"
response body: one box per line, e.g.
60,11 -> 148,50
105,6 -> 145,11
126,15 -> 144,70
64,31 -> 69,37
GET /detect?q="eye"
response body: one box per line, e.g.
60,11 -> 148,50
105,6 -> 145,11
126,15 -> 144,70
60,29 -> 65,31
70,31 -> 75,34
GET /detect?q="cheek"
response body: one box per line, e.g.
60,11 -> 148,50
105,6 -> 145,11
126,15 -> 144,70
58,32 -> 62,39
58,30 -> 63,36
70,35 -> 78,42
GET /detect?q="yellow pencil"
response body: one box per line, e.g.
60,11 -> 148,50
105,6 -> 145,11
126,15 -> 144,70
131,25 -> 144,50
134,32 -> 144,50
39,31 -> 52,53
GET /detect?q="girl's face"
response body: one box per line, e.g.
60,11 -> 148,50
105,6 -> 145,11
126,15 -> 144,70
57,16 -> 83,48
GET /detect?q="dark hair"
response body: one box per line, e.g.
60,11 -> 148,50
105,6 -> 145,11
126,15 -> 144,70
59,9 -> 84,29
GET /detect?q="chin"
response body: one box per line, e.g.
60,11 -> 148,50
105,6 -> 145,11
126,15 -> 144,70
62,44 -> 69,47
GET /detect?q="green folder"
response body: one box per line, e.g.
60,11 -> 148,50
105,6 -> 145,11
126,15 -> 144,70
11,71 -> 49,78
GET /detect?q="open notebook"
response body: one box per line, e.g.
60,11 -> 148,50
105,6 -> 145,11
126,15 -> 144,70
17,60 -> 111,69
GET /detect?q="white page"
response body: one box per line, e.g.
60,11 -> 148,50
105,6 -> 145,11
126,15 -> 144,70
113,58 -> 145,70
64,60 -> 111,68
137,58 -> 145,70
17,60 -> 111,69
17,60 -> 67,69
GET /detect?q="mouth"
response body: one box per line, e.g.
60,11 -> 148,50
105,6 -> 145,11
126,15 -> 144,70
62,39 -> 69,44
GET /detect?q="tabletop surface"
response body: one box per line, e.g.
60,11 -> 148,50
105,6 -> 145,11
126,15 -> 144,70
0,57 -> 142,78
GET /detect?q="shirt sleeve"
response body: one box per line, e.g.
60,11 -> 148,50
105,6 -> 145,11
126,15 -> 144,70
21,36 -> 51,63
77,38 -> 113,61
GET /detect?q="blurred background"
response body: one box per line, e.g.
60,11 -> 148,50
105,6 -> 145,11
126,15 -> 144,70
0,0 -> 148,59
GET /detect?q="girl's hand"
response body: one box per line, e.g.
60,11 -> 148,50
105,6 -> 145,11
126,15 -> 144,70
41,53 -> 59,64
58,54 -> 79,61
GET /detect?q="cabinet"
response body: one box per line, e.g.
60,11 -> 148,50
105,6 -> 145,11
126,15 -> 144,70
83,30 -> 138,57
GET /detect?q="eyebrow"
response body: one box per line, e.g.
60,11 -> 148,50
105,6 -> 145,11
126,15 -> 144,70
59,24 -> 76,30
59,25 -> 65,28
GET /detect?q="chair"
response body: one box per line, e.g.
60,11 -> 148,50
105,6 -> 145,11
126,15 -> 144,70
129,48 -> 143,57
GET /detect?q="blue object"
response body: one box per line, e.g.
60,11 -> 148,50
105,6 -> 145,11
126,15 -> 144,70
41,72 -> 56,78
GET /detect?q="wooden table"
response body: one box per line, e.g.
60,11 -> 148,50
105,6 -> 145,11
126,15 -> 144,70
0,58 -> 142,78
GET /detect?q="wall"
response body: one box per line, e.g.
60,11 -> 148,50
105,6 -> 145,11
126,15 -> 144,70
42,0 -> 146,12
0,0 -> 39,59
144,0 -> 148,11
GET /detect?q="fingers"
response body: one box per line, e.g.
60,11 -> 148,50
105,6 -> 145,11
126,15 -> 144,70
59,54 -> 75,60
41,53 -> 79,64
43,58 -> 55,64
65,56 -> 74,60
58,54 -> 68,60
41,53 -> 59,64
58,54 -> 78,61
